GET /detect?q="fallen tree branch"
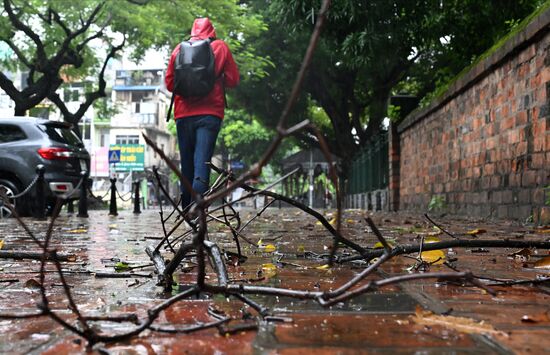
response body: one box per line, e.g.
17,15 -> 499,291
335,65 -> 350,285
0,250 -> 75,261
339,239 -> 550,263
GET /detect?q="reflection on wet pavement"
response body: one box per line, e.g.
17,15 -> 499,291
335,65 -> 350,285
0,208 -> 548,353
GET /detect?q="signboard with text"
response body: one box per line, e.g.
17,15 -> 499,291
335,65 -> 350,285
109,144 -> 145,172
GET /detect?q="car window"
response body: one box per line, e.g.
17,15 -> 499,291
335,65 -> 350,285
0,124 -> 27,143
40,124 -> 83,146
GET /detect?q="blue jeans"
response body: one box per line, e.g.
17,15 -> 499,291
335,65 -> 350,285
176,115 -> 222,208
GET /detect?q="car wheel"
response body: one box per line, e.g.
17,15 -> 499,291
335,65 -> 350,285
0,179 -> 18,218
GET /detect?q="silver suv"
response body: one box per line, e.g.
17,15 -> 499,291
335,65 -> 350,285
0,117 -> 90,217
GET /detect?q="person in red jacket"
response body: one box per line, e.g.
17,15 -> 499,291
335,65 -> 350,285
165,18 -> 239,208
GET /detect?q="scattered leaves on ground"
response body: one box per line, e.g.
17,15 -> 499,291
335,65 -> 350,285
420,250 -> 446,264
509,248 -> 532,257
114,261 -> 130,272
466,229 -> 486,236
257,239 -> 276,253
373,241 -> 395,249
25,279 -> 41,289
67,229 -> 87,234
263,244 -> 276,253
413,306 -> 507,336
534,256 -> 550,269
261,263 -> 277,277
521,311 -> 550,323
423,236 -> 441,243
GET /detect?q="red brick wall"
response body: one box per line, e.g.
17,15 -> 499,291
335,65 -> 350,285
396,14 -> 549,220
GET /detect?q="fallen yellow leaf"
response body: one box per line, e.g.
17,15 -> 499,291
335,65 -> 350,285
423,236 -> 441,243
373,241 -> 395,249
466,229 -> 486,236
534,256 -> 550,269
261,263 -> 277,277
427,231 -> 442,237
67,229 -> 87,234
420,249 -> 445,264
0,240 -> 4,249
261,263 -> 277,271
263,244 -> 276,253
316,264 -> 330,270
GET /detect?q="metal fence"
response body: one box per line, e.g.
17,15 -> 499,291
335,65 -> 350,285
347,132 -> 389,195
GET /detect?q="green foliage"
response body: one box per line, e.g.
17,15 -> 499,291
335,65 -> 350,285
387,105 -> 402,123
239,0 -> 545,177
166,120 -> 177,137
428,195 -> 447,212
92,97 -> 119,122
218,108 -> 294,168
114,261 -> 129,272
0,0 -> 268,117
416,0 -> 549,107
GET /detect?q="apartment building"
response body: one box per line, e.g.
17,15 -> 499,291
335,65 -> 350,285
0,64 -> 178,207
108,67 -> 177,203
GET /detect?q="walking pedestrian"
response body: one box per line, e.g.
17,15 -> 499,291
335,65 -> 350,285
165,18 -> 240,208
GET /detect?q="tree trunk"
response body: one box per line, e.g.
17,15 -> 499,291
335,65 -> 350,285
364,86 -> 391,141
14,106 -> 26,117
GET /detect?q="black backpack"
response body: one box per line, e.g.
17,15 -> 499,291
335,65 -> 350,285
166,38 -> 217,121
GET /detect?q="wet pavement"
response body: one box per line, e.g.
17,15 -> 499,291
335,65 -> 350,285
0,207 -> 549,354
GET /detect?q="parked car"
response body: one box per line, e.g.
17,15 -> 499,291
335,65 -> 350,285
0,117 -> 90,217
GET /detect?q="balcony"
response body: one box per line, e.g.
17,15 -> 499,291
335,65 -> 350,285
114,69 -> 164,89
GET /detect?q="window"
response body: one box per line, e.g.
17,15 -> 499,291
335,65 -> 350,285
116,91 -> 130,102
0,124 -> 26,143
115,135 -> 139,145
40,124 -> 82,146
71,90 -> 80,102
131,91 -> 146,102
82,125 -> 91,140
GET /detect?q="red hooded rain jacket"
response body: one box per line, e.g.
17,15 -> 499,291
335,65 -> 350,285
165,18 -> 240,120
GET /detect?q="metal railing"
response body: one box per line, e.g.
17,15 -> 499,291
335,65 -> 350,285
87,178 -> 142,216
347,132 -> 389,195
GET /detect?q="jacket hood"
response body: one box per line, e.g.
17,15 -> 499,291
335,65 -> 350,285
191,18 -> 216,39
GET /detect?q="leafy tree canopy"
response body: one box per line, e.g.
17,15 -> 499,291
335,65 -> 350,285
0,0 -> 268,126
237,0 -> 544,173
218,108 -> 295,171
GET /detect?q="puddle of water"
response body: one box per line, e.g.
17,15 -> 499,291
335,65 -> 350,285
249,292 -> 418,314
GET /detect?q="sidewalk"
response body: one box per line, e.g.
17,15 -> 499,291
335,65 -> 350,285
0,208 -> 548,354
